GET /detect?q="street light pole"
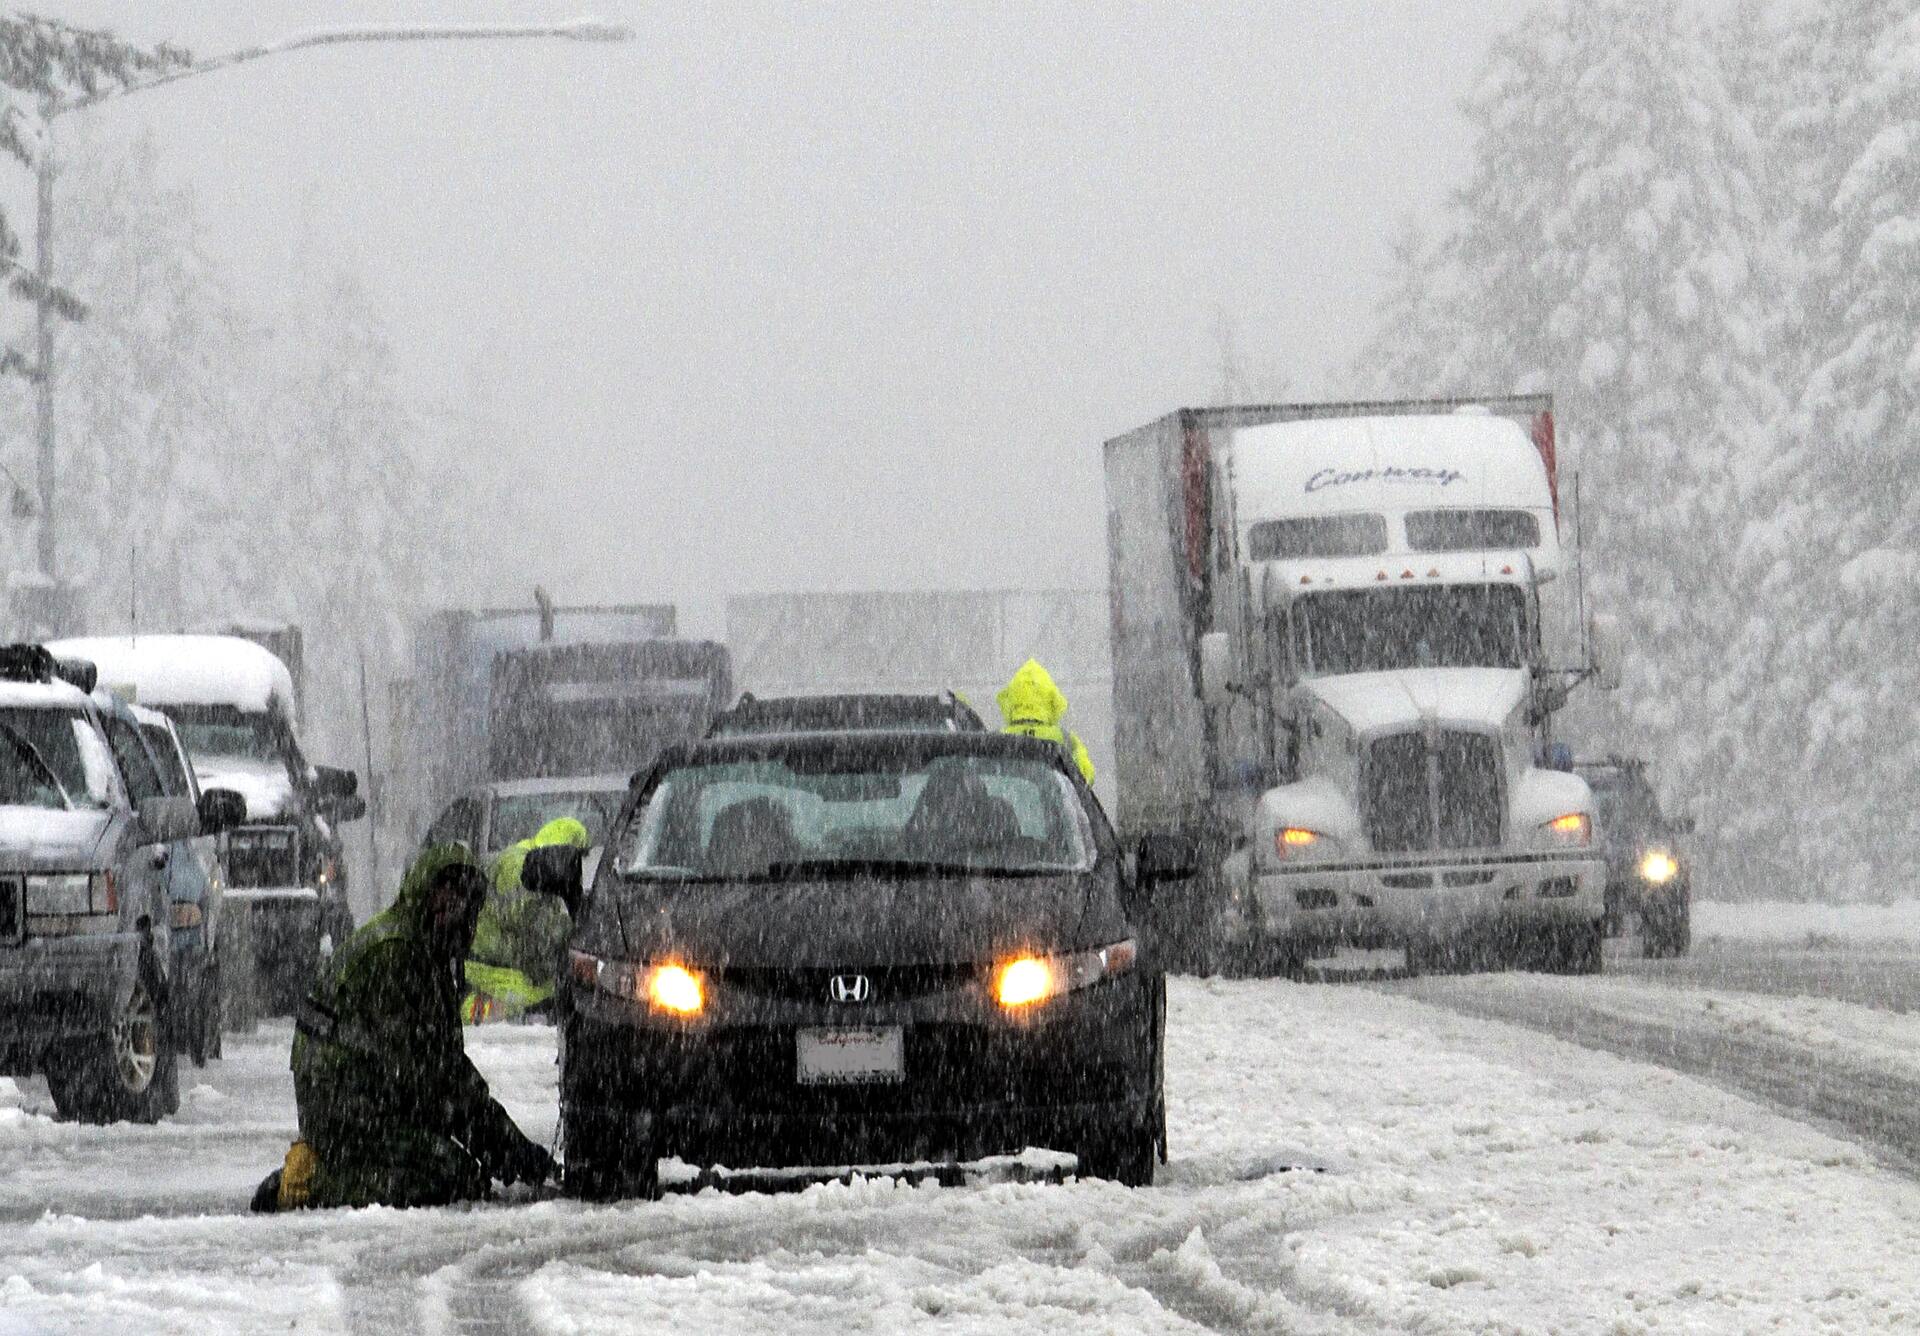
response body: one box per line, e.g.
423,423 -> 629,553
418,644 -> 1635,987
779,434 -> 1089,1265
25,16 -> 632,626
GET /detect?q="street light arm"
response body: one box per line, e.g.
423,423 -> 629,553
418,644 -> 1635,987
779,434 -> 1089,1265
48,17 -> 633,117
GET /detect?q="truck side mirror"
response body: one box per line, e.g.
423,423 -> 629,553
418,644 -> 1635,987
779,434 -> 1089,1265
1588,614 -> 1622,692
1198,631 -> 1235,707
197,787 -> 248,834
1672,816 -> 1696,836
313,765 -> 359,799
522,844 -> 585,917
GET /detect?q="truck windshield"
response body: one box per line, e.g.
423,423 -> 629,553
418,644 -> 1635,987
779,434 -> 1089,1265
616,753 -> 1094,881
0,707 -> 116,809
1292,585 -> 1528,675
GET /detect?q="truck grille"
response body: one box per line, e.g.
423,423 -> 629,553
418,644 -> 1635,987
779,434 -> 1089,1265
1362,730 -> 1502,853
227,825 -> 302,888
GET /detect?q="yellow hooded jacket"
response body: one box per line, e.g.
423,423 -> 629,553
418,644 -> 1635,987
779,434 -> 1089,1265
996,658 -> 1095,786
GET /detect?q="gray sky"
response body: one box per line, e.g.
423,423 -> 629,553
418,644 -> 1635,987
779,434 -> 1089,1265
37,0 -> 1537,623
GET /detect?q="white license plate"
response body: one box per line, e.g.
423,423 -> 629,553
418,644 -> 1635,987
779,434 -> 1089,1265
796,1027 -> 904,1085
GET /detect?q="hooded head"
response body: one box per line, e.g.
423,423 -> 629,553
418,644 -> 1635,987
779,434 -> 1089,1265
533,816 -> 591,850
996,658 -> 1068,728
396,842 -> 488,958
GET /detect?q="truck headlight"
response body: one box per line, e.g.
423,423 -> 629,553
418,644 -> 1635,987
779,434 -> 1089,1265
1638,850 -> 1679,884
1536,813 -> 1592,848
25,872 -> 115,914
1273,827 -> 1339,860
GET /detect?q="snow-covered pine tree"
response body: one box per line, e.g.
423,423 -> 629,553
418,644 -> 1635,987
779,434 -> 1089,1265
1412,0 -> 1786,889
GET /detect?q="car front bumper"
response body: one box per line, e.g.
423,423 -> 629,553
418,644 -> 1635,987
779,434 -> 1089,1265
563,977 -> 1158,1168
1252,851 -> 1606,949
0,932 -> 143,1070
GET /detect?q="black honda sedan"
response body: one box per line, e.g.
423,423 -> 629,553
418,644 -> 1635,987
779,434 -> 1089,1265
527,729 -> 1188,1200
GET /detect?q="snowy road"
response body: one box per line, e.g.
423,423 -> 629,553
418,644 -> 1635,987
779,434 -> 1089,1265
7,961 -> 1920,1332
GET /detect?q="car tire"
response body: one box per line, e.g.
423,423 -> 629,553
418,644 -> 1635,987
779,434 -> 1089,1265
47,963 -> 180,1125
190,955 -> 223,1066
1076,1104 -> 1157,1187
562,1106 -> 661,1202
1643,905 -> 1691,959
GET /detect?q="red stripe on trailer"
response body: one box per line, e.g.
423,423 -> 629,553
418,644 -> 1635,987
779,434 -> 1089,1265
1181,423 -> 1211,588
1530,410 -> 1560,528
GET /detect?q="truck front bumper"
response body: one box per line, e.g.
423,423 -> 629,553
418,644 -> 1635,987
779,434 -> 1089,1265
1252,851 -> 1605,949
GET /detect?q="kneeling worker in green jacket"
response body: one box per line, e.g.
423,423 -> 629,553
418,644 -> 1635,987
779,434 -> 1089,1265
252,844 -> 557,1210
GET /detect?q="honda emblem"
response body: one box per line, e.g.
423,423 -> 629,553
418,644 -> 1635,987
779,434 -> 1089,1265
828,973 -> 872,1004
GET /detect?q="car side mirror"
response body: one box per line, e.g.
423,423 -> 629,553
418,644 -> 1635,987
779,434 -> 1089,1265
522,844 -> 585,917
138,795 -> 201,845
325,794 -> 369,825
1136,833 -> 1199,887
197,787 -> 248,835
313,765 -> 359,799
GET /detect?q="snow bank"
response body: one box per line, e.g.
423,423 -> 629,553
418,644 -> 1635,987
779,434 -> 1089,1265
1696,898 -> 1920,944
47,635 -> 296,716
4,990 -> 1920,1332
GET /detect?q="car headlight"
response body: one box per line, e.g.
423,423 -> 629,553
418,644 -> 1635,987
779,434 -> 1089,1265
1535,813 -> 1592,848
993,940 -> 1137,1010
568,950 -> 706,1017
1273,827 -> 1339,861
25,872 -> 115,914
1639,850 -> 1679,884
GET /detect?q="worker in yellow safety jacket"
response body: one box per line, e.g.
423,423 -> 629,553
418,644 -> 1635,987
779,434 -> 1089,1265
996,658 -> 1096,786
461,817 -> 589,1023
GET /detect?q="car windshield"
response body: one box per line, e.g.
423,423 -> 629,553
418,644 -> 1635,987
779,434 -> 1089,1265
615,751 -> 1095,881
169,708 -> 285,767
1292,585 -> 1528,675
490,789 -> 623,851
0,706 -> 117,809
1586,772 -> 1661,840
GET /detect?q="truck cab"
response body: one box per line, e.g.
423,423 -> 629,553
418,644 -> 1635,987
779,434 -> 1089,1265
1105,397 -> 1613,974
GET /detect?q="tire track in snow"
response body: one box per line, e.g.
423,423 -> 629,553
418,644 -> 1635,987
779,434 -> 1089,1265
1391,973 -> 1920,1172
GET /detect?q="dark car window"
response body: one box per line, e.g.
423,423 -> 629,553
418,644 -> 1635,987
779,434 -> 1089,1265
0,707 -> 117,809
103,714 -> 167,805
617,752 -> 1094,880
139,723 -> 194,798
1247,513 -> 1389,560
424,795 -> 484,851
489,790 -> 621,851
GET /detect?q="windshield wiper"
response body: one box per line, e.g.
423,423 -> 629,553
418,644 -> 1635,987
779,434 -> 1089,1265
763,858 -> 1066,881
0,723 -> 72,808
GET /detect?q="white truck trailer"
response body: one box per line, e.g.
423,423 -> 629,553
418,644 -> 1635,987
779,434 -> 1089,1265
1104,396 -> 1615,974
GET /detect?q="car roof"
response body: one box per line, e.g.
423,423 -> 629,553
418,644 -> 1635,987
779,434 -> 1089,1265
0,678 -> 94,711
672,727 -> 1067,770
706,692 -> 987,738
484,773 -> 631,799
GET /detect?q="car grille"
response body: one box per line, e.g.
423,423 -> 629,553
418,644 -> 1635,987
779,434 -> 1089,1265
0,876 -> 20,945
1361,729 -> 1502,853
717,963 -> 983,1006
226,825 -> 302,888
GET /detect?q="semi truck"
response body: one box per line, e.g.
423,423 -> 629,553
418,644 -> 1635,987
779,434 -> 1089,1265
1104,396 -> 1616,975
391,599 -> 733,849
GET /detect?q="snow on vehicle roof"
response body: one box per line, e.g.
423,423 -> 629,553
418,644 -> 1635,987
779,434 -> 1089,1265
0,678 -> 93,711
47,635 -> 297,716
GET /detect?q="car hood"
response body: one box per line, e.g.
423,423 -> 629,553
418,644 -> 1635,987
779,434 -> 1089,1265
190,754 -> 296,821
606,870 -> 1102,968
1303,667 -> 1527,736
0,807 -> 117,872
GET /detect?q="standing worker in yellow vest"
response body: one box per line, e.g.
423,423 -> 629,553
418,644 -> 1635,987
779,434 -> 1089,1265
996,658 -> 1096,786
461,817 -> 589,1023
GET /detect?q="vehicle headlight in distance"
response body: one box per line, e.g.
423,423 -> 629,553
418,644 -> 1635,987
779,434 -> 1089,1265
994,940 -> 1137,1009
567,951 -> 706,1017
1639,850 -> 1679,884
1538,813 -> 1592,848
1274,827 -> 1336,859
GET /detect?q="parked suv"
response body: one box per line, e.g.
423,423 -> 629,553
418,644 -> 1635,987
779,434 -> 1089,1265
51,635 -> 364,1013
0,645 -> 243,1123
